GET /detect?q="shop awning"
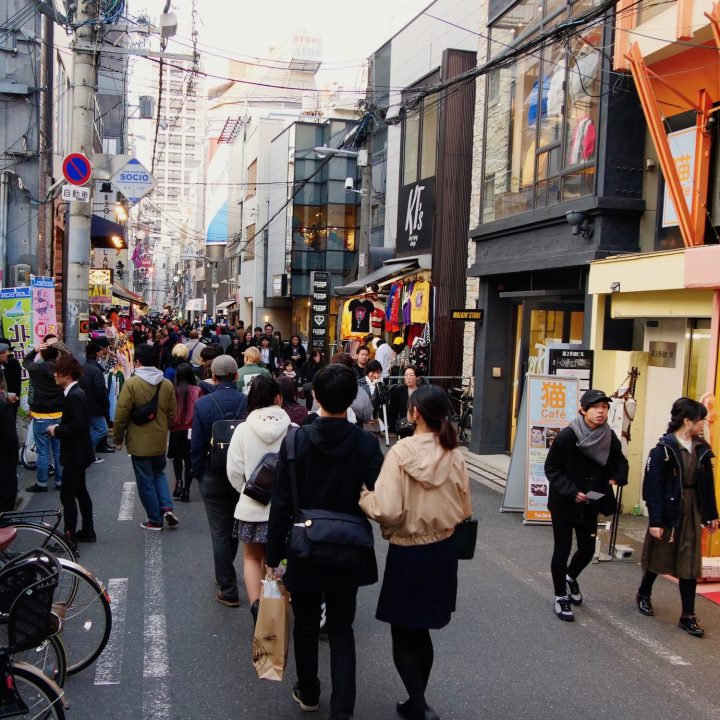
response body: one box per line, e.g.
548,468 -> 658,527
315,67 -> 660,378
334,254 -> 431,296
111,284 -> 146,306
215,299 -> 237,313
91,216 -> 127,249
186,298 -> 204,312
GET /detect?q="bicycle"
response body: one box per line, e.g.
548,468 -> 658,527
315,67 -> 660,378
0,513 -> 111,676
19,419 -> 56,476
448,386 -> 473,446
0,547 -> 66,719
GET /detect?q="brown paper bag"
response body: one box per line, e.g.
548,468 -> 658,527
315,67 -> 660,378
252,580 -> 290,681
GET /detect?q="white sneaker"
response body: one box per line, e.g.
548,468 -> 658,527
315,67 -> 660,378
566,577 -> 583,606
163,511 -> 179,528
92,457 -> 104,464
554,596 -> 574,622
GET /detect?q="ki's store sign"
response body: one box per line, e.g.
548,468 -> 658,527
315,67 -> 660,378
396,177 -> 435,255
310,271 -> 330,350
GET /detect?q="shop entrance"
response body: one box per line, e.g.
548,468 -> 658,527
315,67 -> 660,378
509,300 -> 585,449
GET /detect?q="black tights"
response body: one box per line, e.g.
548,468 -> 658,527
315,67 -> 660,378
391,625 -> 433,718
172,457 -> 192,493
638,572 -> 697,616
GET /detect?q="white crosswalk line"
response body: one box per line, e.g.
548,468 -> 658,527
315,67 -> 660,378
93,578 -> 128,685
118,482 -> 136,521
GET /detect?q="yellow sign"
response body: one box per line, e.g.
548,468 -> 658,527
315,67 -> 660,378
450,309 -> 484,322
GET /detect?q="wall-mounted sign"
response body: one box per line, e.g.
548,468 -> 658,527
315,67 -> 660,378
89,284 -> 112,305
396,176 -> 435,255
272,274 -> 288,298
662,127 -> 695,228
548,348 -> 594,392
648,340 -> 677,368
309,271 -> 330,350
89,268 -> 112,286
450,309 -> 484,322
61,185 -> 90,202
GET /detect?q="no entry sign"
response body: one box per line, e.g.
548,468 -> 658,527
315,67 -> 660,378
62,153 -> 92,186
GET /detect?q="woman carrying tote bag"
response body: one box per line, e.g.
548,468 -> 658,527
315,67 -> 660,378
360,385 -> 472,720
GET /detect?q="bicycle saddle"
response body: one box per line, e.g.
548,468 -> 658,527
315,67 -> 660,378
0,528 -> 17,552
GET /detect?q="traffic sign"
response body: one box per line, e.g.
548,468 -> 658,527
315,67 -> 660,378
111,158 -> 157,205
63,153 -> 92,186
61,184 -> 91,202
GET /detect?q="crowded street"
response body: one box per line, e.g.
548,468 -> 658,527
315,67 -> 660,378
15,453 -> 720,720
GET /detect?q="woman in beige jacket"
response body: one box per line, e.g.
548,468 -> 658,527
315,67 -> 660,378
360,385 -> 472,720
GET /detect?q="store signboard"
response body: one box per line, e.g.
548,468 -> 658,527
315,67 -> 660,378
662,127 -> 695,228
548,347 -> 593,392
90,284 -> 112,305
272,274 -> 288,298
648,341 -> 677,368
89,268 -> 112,286
30,276 -> 58,346
310,271 -> 330,350
525,374 -> 579,524
0,287 -> 32,414
396,176 -> 435,255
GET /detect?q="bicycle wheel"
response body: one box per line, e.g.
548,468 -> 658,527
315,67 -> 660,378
7,661 -> 65,720
13,635 -> 67,688
53,560 -> 111,675
20,443 -> 38,471
0,523 -> 78,564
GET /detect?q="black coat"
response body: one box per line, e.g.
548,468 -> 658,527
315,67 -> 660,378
282,343 -> 306,372
266,418 -> 384,593
643,434 -> 719,528
53,385 -> 94,468
0,397 -> 18,450
23,351 -> 64,414
545,425 -> 628,521
1,357 -> 21,396
79,360 -> 109,417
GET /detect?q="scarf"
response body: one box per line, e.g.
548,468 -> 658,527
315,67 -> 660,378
569,416 -> 612,466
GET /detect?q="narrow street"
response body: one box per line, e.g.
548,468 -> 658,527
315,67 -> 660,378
18,450 -> 720,720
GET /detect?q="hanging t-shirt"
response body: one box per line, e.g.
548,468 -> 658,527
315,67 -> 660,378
370,306 -> 385,336
386,282 -> 403,333
410,280 -> 430,324
348,299 -> 374,334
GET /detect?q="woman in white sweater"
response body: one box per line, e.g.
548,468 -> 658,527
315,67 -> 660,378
227,375 -> 291,622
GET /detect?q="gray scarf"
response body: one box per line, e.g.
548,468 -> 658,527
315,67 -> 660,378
569,416 -> 612,466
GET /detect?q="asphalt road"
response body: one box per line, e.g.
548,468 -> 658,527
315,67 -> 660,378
18,449 -> 720,720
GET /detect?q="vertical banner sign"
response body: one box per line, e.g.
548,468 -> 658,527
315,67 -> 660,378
30,276 -> 58,346
310,271 -> 330,351
662,127 -> 695,228
525,374 -> 580,524
0,287 -> 33,414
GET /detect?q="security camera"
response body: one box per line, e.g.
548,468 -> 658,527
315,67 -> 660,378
344,177 -> 354,191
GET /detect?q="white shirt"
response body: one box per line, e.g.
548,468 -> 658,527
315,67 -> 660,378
375,343 -> 395,378
64,381 -> 78,397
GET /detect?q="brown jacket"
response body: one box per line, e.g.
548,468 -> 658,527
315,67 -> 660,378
113,368 -> 176,456
360,433 -> 472,546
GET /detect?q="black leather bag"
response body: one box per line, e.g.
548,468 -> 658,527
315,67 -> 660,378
286,428 -> 374,568
243,452 -> 279,506
455,517 -> 478,560
129,384 -> 162,425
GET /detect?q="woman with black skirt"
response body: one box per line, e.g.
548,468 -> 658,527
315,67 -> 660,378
167,363 -> 201,502
360,385 -> 472,720
637,397 -> 719,636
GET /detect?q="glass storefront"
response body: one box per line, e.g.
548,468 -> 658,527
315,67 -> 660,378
481,0 -> 602,222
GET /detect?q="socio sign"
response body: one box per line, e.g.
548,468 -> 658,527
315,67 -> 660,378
111,158 -> 157,205
310,271 -> 330,350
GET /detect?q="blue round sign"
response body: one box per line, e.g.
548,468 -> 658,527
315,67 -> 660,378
63,153 -> 92,186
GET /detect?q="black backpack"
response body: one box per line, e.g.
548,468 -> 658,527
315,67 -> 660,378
208,395 -> 246,478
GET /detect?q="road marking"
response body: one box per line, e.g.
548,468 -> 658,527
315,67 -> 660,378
93,578 -> 128,685
143,532 -> 170,719
118,482 -> 136,521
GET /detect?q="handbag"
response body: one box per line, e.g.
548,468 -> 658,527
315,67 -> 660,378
243,452 -> 279,506
455,517 -> 478,560
130,383 -> 162,425
286,428 -> 374,568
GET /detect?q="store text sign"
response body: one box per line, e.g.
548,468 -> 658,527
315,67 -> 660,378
310,271 -> 330,350
451,309 -> 484,322
396,176 -> 435,255
524,374 -> 579,524
662,127 -> 695,228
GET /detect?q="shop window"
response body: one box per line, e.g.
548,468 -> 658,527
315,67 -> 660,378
481,4 -> 602,223
293,206 -> 326,251
401,93 -> 439,187
246,160 -> 257,200
402,113 -> 420,186
420,99 -> 438,180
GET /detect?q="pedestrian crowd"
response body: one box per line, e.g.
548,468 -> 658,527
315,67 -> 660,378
0,308 -> 717,720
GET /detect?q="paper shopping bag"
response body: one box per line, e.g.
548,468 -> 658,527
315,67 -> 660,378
252,580 -> 290,681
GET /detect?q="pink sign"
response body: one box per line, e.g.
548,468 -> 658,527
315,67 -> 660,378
30,276 -> 58,346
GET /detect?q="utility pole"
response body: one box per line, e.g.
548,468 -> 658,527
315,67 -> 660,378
65,0 -> 98,354
358,157 -> 372,280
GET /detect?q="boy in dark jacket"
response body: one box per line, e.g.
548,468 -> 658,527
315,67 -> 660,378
0,395 -> 18,511
267,364 -> 383,719
544,388 -> 628,622
79,342 -> 112,461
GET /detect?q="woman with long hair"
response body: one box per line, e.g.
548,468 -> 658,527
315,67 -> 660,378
300,349 -> 325,410
227,375 -> 291,622
167,363 -> 201,502
388,365 -> 423,436
360,385 -> 472,720
637,397 -> 719,636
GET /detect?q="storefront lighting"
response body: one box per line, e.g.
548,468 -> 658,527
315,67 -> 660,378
111,235 -> 123,248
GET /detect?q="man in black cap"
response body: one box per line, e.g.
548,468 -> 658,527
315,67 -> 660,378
544,388 -> 628,622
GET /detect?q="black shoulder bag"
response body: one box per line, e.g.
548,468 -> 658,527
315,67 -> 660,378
286,427 -> 374,568
130,383 -> 163,425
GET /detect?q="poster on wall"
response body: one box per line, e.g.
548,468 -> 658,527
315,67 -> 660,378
30,276 -> 58,346
0,287 -> 32,414
525,374 -> 580,524
662,127 -> 695,228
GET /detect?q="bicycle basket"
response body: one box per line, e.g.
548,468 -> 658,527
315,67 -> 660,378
0,550 -> 60,654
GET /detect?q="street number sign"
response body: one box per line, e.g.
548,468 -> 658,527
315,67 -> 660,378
62,153 -> 92,186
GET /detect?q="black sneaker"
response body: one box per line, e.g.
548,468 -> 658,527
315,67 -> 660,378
292,684 -> 319,712
554,596 -> 574,622
25,484 -> 48,493
636,593 -> 654,616
75,530 -> 97,543
566,577 -> 582,605
678,616 -> 704,637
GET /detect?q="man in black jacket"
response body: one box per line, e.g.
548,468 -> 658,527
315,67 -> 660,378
0,339 -> 21,417
48,355 -> 96,546
267,364 -> 384,720
544,389 -> 628,622
0,394 -> 18,511
190,355 -> 247,607
79,342 -> 112,462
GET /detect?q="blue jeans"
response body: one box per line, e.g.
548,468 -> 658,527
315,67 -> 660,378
130,456 -> 174,524
89,416 -> 108,451
34,418 -> 63,487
